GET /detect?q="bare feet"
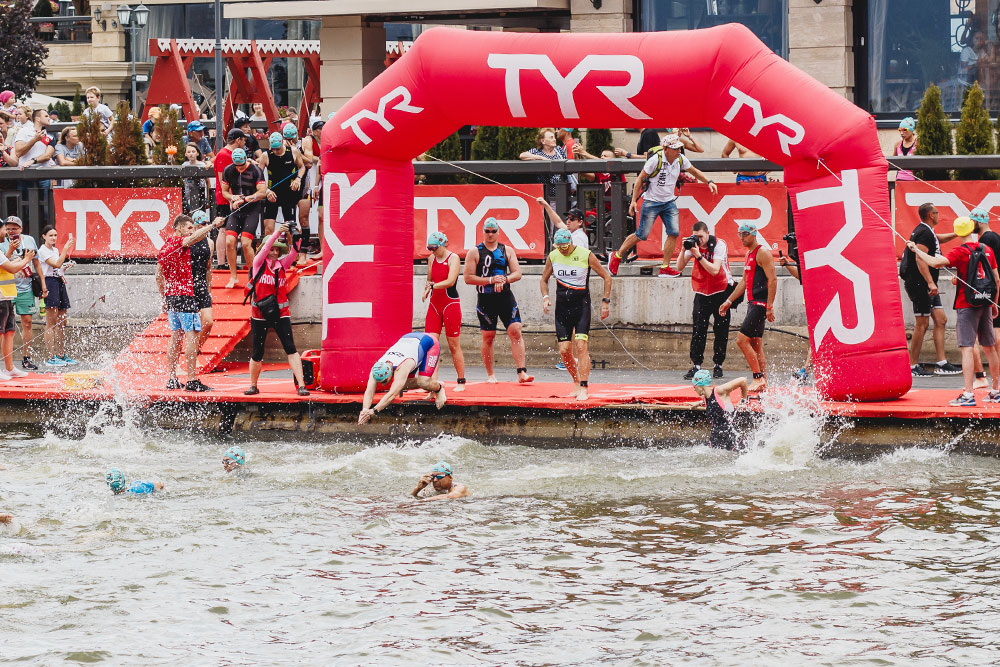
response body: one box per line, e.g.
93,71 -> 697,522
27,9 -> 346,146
435,386 -> 447,409
225,276 -> 238,289
453,384 -> 465,393
974,376 -> 989,390
487,375 -> 498,384
565,387 -> 579,397
748,378 -> 767,393
576,387 -> 589,401
518,372 -> 534,383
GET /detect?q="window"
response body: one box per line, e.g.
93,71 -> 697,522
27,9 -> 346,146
636,0 -> 788,59
867,0 -> 1000,114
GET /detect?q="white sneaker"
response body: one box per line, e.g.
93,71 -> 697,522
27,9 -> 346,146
0,369 -> 12,381
6,367 -> 27,378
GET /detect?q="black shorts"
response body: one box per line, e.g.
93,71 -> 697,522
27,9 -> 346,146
215,203 -> 231,218
44,277 -> 70,311
250,316 -> 296,362
555,290 -> 591,342
476,291 -> 522,331
263,192 -> 298,225
739,303 -> 767,339
226,204 -> 261,240
904,280 -> 943,317
0,300 -> 14,334
193,281 -> 212,310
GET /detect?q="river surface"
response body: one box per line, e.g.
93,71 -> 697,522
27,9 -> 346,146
2,398 -> 1000,665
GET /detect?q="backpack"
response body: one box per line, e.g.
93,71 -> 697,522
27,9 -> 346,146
964,244 -> 997,307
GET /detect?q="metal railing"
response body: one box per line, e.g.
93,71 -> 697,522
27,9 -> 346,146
29,16 -> 92,43
3,154 -> 999,258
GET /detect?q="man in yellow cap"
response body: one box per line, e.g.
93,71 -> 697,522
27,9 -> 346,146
908,215 -> 1000,407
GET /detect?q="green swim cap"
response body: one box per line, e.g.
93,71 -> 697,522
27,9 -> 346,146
971,207 -> 990,225
431,461 -> 452,476
737,221 -> 758,235
553,228 -> 572,246
691,369 -> 712,387
106,468 -> 126,493
427,231 -> 448,248
269,132 -> 283,149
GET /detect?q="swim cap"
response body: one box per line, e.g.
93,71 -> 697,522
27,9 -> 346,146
737,221 -> 758,235
231,147 -> 247,165
106,468 -> 126,493
560,128 -> 574,132
898,117 -> 916,132
282,124 -> 298,140
371,361 -> 393,384
553,228 -> 572,246
431,461 -> 452,476
269,132 -> 283,149
954,216 -> 975,237
970,207 -> 990,225
483,218 -> 500,232
191,210 -> 210,225
691,369 -> 712,387
427,231 -> 448,248
224,446 -> 245,466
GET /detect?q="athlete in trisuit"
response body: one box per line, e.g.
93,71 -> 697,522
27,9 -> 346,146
358,332 -> 447,424
719,222 -> 776,393
463,217 -> 533,383
422,231 -> 466,391
540,228 -> 612,400
690,369 -> 748,451
257,131 -> 305,239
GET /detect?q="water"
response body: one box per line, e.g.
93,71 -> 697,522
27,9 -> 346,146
3,398 -> 1000,665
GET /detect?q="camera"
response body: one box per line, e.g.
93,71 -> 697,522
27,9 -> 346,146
682,235 -> 698,250
782,231 -> 799,264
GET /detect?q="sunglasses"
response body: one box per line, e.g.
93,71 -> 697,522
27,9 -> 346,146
426,244 -> 440,251
567,215 -> 583,221
484,229 -> 499,234
431,473 -> 448,480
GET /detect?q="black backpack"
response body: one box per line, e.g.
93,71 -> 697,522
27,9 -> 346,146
964,244 -> 997,307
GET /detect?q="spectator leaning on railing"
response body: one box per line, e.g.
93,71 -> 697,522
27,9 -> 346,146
519,128 -> 567,205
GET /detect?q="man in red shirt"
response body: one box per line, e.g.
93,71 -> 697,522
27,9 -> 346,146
157,214 -> 225,392
212,129 -> 247,266
908,215 -> 1000,406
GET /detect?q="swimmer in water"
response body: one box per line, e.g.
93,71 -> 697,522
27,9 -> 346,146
690,369 -> 748,451
410,461 -> 469,501
106,468 -> 164,495
0,513 -> 13,525
359,332 -> 446,425
222,446 -> 246,472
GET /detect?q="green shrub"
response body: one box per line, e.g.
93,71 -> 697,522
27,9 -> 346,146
586,128 -> 613,156
955,82 -> 996,180
914,83 -> 953,181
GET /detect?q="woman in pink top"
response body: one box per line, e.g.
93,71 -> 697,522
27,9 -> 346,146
893,117 -> 917,181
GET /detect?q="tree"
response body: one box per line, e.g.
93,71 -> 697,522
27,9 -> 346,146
955,82 -> 996,180
914,83 -> 953,181
0,0 -> 48,98
74,106 -> 109,188
150,106 -> 185,188
586,128 -> 613,156
108,101 -> 148,187
419,130 -> 465,185
71,89 -> 83,118
471,125 -> 501,161
497,126 -> 537,160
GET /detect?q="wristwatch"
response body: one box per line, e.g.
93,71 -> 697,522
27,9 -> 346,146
602,298 -> 611,303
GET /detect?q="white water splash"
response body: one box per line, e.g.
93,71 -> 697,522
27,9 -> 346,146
735,385 -> 827,473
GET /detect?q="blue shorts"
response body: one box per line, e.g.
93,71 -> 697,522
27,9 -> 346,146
636,199 -> 678,240
736,173 -> 767,184
401,332 -> 441,377
167,311 -> 202,332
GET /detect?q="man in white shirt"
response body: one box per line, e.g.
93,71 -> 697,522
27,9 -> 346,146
536,198 -> 589,249
14,109 -> 55,223
608,134 -> 718,277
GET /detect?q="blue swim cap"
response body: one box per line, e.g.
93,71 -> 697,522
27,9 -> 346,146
971,207 -> 990,225
231,147 -> 247,165
691,369 -> 712,387
268,132 -> 283,149
191,210 -> 210,226
553,228 -> 572,246
737,221 -> 758,235
371,361 -> 393,384
224,446 -> 245,466
899,117 -> 916,132
483,217 -> 500,232
427,231 -> 448,248
282,124 -> 298,140
106,468 -> 126,493
431,461 -> 452,476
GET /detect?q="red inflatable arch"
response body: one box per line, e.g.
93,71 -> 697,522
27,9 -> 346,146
320,25 -> 910,402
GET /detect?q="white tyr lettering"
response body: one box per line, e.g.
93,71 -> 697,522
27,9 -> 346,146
340,86 -> 423,145
322,171 -> 377,338
61,198 -> 170,251
723,86 -> 805,157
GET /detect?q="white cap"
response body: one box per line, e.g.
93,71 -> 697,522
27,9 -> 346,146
661,133 -> 684,149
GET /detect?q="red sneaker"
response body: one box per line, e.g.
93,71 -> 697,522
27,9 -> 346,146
659,265 -> 680,277
608,252 -> 621,276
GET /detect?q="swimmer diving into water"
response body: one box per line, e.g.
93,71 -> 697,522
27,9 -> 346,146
690,369 -> 748,451
222,446 -> 245,472
410,461 -> 469,501
359,332 -> 446,424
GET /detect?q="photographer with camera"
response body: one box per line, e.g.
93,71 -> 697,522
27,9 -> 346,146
777,230 -> 811,383
676,222 -> 738,379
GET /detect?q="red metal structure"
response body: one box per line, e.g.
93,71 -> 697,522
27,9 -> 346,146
143,38 -> 321,137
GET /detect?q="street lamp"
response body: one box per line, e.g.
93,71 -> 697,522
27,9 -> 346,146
117,3 -> 149,114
